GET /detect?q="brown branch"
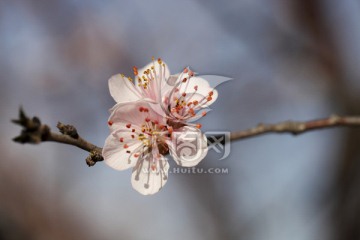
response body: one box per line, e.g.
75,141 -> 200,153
230,115 -> 360,141
12,108 -> 360,166
12,107 -> 103,166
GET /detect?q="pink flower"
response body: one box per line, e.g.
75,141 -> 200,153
161,67 -> 218,124
104,58 -> 218,194
108,58 -> 170,104
103,100 -> 209,195
103,101 -> 170,195
107,58 -> 218,122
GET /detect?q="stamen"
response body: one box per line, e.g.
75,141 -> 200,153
120,137 -> 124,142
108,121 -> 113,126
196,123 -> 202,129
151,164 -> 157,171
126,123 -> 131,128
124,144 -> 129,149
168,126 -> 173,134
133,66 -> 138,76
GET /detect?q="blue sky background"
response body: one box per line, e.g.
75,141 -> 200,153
1,0 -> 360,239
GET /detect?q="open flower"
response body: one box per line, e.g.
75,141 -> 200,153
107,58 -> 218,121
161,67 -> 218,124
103,101 -> 170,195
107,58 -> 170,105
104,58 -> 219,194
103,101 -> 209,194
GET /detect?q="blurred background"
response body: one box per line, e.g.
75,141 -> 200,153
1,0 -> 360,239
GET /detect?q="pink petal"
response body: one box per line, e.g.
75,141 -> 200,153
102,131 -> 143,171
108,100 -> 165,128
131,154 -> 169,195
179,76 -> 218,107
108,74 -> 142,103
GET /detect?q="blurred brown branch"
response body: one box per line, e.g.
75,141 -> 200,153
12,108 -> 360,166
230,115 -> 360,140
12,107 -> 103,166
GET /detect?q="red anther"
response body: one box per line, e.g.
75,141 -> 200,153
126,123 -> 131,128
168,126 -> 173,134
182,78 -> 187,83
183,68 -> 188,73
187,102 -> 193,107
139,106 -> 144,112
157,58 -> 162,63
154,120 -> 159,125
132,129 -> 135,132
194,85 -> 198,91
131,135 -> 135,139
207,96 -> 212,101
202,111 -> 207,117
151,164 -> 156,171
193,100 -> 199,106
144,108 -> 149,113
142,129 -> 146,133
145,117 -> 150,122
124,144 -> 129,149
120,137 -> 124,142
196,123 -> 202,129
188,70 -> 194,77
133,66 -> 138,76
108,121 -> 113,126
134,153 -> 139,158
182,93 -> 186,97
126,150 -> 131,154
209,91 -> 214,96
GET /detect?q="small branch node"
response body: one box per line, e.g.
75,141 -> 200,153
57,122 -> 79,139
86,150 -> 104,167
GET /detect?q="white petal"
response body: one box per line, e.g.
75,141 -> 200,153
179,76 -> 218,107
108,100 -> 166,127
102,131 -> 143,171
108,74 -> 142,103
167,126 -> 208,167
131,155 -> 169,195
138,60 -> 170,85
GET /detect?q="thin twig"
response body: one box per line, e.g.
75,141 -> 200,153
12,108 -> 360,166
12,107 -> 103,166
230,115 -> 360,140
